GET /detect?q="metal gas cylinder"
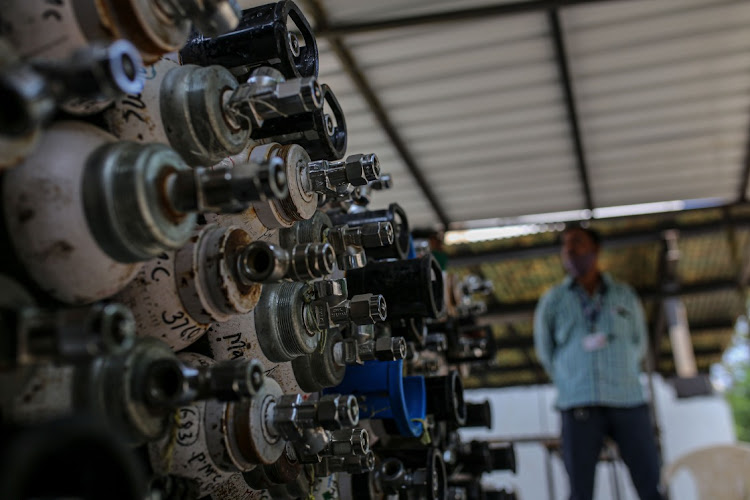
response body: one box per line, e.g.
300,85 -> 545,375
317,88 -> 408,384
150,352 -> 359,498
105,60 -> 324,167
246,143 -> 318,228
148,353 -> 239,498
103,58 -> 254,166
206,147 -> 381,244
114,224 -> 262,351
212,457 -> 344,500
207,275 -> 379,406
0,363 -> 76,425
2,0 -> 240,65
207,309 -> 304,394
204,142 -> 316,238
377,448 -> 447,500
0,337 -> 200,445
1,121 -> 196,304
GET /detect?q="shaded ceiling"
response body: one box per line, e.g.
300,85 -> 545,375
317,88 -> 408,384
447,204 -> 750,388
293,0 -> 750,229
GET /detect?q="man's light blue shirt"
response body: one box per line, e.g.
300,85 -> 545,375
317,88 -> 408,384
533,273 -> 648,410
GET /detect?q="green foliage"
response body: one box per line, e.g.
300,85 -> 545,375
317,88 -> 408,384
721,316 -> 750,442
717,314 -> 750,441
727,369 -> 750,442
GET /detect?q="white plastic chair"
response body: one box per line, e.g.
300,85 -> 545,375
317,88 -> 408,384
662,443 -> 750,500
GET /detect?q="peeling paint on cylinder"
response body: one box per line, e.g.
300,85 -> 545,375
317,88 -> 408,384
2,121 -> 142,304
208,469 -> 330,499
148,353 -> 236,498
114,251 -> 207,351
205,206 -> 273,243
209,473 -> 259,500
114,225 -> 261,351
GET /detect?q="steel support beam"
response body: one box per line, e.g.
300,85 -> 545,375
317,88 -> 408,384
301,0 -> 451,228
737,120 -> 750,201
473,344 -> 725,380
316,0 -> 637,37
449,212 -> 750,268
492,319 -> 736,350
548,9 -> 594,211
483,278 -> 742,320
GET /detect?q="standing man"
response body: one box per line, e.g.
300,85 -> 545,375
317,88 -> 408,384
534,225 -> 664,500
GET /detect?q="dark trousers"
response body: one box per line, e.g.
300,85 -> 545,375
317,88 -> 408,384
561,404 -> 664,500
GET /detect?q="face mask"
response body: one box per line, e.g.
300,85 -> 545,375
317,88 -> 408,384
563,252 -> 596,278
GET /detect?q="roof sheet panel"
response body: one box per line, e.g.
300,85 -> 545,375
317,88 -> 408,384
583,93 -> 750,133
322,0 -> 532,25
401,110 -> 568,144
564,1 -> 750,56
445,186 -> 585,221
567,21 -> 750,76
563,0 -> 733,29
413,136 -> 572,168
563,0 -> 750,213
574,50 -> 750,101
341,10 -> 548,53
586,131 -> 747,165
390,92 -> 562,127
327,9 -> 585,225
426,155 -> 576,184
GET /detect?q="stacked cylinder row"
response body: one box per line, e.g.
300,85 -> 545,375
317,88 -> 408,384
0,1 -> 516,499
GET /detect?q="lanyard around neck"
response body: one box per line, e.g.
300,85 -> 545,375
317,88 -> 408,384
574,285 -> 605,333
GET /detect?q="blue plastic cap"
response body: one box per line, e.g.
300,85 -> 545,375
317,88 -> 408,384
406,235 -> 417,259
325,359 -> 426,437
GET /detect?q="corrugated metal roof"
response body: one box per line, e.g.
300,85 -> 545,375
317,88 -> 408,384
303,0 -> 750,228
318,11 -> 583,223
564,0 -> 750,208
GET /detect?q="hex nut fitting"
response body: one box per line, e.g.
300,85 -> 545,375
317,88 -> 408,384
316,394 -> 359,430
330,428 -> 369,457
343,154 -> 371,186
298,77 -> 323,110
360,154 -> 380,181
374,336 -> 407,361
208,359 -> 265,399
359,221 -> 395,248
349,294 -> 387,325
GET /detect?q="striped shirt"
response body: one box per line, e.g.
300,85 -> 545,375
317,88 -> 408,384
534,273 -> 648,410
